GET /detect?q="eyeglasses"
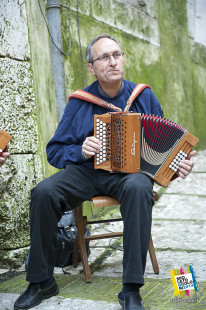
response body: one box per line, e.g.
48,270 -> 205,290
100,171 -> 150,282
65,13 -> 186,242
90,52 -> 124,64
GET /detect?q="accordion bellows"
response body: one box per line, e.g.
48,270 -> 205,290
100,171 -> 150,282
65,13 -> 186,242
94,112 -> 199,187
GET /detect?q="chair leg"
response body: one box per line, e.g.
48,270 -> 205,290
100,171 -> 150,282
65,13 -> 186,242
73,204 -> 92,283
72,232 -> 79,267
149,235 -> 159,274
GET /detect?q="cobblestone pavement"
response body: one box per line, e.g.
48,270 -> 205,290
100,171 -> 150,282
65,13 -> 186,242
0,150 -> 206,309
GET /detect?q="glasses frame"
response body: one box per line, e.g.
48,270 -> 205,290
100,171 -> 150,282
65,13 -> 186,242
90,52 -> 124,64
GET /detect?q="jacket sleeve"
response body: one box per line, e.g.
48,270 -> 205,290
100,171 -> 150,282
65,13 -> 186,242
46,99 -> 87,169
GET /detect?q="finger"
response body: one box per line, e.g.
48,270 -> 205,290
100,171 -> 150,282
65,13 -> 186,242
176,157 -> 195,179
84,140 -> 101,150
179,160 -> 194,171
85,136 -> 101,147
177,170 -> 187,179
2,152 -> 10,158
82,137 -> 101,159
83,141 -> 101,153
83,137 -> 101,151
82,145 -> 100,158
186,150 -> 196,160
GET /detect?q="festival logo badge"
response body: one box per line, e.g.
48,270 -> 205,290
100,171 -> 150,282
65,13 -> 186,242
170,265 -> 198,303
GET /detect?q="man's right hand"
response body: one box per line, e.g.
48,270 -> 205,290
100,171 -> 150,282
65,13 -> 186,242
82,136 -> 101,160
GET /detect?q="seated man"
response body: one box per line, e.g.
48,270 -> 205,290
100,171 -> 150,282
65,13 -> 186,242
14,34 -> 195,310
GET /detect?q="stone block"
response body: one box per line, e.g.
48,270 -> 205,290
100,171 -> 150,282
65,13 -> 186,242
67,0 -> 160,46
0,0 -> 30,60
0,154 -> 43,254
0,58 -> 38,154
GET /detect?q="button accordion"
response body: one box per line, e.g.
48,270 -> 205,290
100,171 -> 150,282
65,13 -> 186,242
94,112 -> 199,187
0,129 -> 12,152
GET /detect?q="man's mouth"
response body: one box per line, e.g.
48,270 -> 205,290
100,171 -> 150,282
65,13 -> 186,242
108,70 -> 119,73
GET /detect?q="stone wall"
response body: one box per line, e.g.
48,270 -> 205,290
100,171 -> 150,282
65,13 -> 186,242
61,0 -> 206,144
0,0 -> 206,268
0,0 -> 57,267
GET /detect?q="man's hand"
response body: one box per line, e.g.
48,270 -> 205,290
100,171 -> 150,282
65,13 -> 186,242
82,136 -> 101,160
0,147 -> 10,167
176,150 -> 196,179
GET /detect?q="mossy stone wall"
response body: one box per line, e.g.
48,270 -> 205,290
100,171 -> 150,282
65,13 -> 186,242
61,0 -> 206,148
0,0 -> 57,268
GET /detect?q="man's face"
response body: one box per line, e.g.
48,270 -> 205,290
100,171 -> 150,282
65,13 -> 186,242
87,38 -> 124,85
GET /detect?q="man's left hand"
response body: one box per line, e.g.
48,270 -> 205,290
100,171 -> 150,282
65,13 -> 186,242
176,150 -> 196,179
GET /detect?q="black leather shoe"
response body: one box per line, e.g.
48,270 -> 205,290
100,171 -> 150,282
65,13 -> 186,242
14,280 -> 59,309
118,292 -> 145,310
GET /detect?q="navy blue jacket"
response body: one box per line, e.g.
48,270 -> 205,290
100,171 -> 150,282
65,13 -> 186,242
46,79 -> 163,169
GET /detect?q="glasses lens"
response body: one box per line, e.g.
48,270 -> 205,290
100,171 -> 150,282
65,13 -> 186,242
100,52 -> 123,63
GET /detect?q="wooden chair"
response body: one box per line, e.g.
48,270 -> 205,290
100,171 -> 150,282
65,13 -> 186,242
72,192 -> 159,283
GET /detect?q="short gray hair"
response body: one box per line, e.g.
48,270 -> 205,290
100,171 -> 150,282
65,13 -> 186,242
86,34 -> 122,63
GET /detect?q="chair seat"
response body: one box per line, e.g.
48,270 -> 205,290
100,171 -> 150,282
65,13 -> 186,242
73,192 -> 159,283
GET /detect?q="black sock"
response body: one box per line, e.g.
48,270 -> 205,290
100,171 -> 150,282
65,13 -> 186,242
39,276 -> 55,289
119,283 -> 140,299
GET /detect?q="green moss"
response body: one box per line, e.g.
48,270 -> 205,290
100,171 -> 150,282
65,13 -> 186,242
60,0 -> 206,150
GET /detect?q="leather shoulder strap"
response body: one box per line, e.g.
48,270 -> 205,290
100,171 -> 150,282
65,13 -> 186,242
68,90 -> 122,112
68,83 -> 151,112
124,83 -> 151,112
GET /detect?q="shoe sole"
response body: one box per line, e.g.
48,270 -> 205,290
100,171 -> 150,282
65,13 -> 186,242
14,287 -> 59,310
118,296 -> 124,308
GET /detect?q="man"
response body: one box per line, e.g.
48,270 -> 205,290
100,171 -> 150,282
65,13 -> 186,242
0,147 -> 10,167
14,34 -> 195,310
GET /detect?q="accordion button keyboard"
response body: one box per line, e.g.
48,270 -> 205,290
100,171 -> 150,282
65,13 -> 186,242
169,149 -> 188,172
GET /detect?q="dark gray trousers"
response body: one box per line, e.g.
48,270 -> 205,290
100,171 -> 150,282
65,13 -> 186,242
27,165 -> 154,286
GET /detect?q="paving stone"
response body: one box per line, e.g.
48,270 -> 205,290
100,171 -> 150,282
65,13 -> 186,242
144,250 -> 206,281
0,275 -> 205,310
165,173 -> 206,196
153,194 -> 206,220
0,293 -> 120,310
151,219 -> 205,251
192,150 -> 206,172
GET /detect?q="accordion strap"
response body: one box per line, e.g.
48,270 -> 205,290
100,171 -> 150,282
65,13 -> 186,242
124,83 -> 151,112
68,83 -> 151,112
68,89 -> 122,112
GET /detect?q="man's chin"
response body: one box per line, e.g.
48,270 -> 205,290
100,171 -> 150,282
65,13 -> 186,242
107,73 -> 123,81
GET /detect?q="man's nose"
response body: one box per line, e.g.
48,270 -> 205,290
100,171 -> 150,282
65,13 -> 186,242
109,55 -> 117,65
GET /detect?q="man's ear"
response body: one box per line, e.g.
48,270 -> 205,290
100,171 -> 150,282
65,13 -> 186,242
87,63 -> 96,76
